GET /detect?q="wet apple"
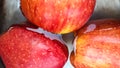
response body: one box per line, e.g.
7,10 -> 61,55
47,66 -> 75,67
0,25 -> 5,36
0,23 -> 68,68
20,0 -> 96,34
70,19 -> 120,68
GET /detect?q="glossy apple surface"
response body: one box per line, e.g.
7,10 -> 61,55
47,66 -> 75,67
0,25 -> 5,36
20,0 -> 96,34
0,24 -> 68,68
70,19 -> 120,68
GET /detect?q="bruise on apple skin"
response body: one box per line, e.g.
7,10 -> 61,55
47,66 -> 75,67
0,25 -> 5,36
0,24 -> 68,68
71,19 -> 120,68
21,0 -> 96,34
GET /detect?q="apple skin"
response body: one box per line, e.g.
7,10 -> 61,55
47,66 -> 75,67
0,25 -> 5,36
20,0 -> 96,34
0,24 -> 68,68
70,19 -> 120,68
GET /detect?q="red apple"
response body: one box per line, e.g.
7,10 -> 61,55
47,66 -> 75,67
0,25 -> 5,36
70,19 -> 120,68
20,0 -> 96,34
0,23 -> 68,68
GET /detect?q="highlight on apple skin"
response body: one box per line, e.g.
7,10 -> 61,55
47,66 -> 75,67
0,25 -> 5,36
70,19 -> 120,68
20,0 -> 96,34
0,23 -> 68,68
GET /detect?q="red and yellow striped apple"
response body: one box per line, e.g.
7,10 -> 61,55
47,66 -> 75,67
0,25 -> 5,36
20,0 -> 96,34
70,19 -> 120,68
0,23 -> 68,68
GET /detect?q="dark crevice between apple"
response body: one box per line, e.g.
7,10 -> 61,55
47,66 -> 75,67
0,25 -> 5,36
0,0 -> 5,34
0,57 -> 5,68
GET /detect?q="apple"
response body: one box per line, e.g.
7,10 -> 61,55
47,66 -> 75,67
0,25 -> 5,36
20,0 -> 96,34
0,23 -> 68,68
70,19 -> 120,68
